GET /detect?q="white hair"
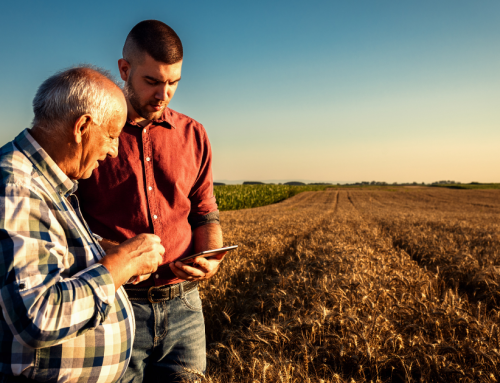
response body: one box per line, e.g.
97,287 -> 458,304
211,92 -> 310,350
32,65 -> 122,130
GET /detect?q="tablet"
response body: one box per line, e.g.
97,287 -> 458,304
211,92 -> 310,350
177,245 -> 238,263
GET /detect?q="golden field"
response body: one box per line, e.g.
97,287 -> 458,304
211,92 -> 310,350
195,188 -> 500,382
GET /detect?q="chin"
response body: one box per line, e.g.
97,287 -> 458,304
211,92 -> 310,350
80,169 -> 95,180
141,108 -> 164,121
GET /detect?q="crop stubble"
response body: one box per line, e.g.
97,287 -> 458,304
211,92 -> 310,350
194,188 -> 500,383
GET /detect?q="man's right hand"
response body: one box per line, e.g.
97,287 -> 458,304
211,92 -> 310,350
98,233 -> 165,290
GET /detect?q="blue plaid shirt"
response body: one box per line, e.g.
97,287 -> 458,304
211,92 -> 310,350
0,130 -> 135,382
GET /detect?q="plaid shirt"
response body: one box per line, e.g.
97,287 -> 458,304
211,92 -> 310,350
0,130 -> 135,383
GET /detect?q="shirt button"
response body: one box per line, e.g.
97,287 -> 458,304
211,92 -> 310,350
146,157 -> 151,161
155,274 -> 159,279
143,129 -> 147,133
148,186 -> 152,191
153,215 -> 158,219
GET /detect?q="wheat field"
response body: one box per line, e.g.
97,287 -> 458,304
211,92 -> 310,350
193,188 -> 500,383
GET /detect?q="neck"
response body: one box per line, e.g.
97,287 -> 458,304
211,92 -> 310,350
29,126 -> 75,177
126,98 -> 150,127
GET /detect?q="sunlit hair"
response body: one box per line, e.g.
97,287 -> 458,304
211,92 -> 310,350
32,65 -> 121,130
123,20 -> 183,65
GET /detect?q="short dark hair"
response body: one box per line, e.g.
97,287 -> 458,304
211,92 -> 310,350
123,20 -> 183,65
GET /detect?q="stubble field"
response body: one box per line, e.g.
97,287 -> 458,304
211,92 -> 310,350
194,188 -> 500,383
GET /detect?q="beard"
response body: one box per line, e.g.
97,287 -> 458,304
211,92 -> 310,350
124,80 -> 165,121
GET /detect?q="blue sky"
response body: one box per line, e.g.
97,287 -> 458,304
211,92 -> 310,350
0,0 -> 498,183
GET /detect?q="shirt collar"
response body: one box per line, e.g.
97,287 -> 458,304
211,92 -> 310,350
126,107 -> 176,129
14,129 -> 77,196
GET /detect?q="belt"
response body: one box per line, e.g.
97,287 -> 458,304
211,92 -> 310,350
124,281 -> 198,304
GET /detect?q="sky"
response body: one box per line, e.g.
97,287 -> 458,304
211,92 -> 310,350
0,0 -> 498,184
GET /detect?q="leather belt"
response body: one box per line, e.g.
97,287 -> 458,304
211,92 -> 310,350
124,281 -> 198,304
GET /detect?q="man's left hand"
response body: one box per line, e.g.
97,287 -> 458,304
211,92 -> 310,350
169,251 -> 227,281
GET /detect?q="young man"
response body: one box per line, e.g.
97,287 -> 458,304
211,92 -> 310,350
78,21 -> 224,382
0,66 -> 164,383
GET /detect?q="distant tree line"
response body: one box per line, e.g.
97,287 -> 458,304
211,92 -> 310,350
242,181 -> 334,186
346,180 -> 463,186
214,180 -> 484,187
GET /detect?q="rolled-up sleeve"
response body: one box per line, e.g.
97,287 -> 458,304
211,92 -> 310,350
0,183 -> 116,349
188,128 -> 219,227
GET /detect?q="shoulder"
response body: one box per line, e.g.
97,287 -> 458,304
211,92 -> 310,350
0,141 -> 37,188
166,108 -> 207,137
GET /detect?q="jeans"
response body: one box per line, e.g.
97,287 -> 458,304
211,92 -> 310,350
120,283 -> 206,383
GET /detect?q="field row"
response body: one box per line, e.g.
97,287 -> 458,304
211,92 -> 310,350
197,188 -> 500,382
349,189 -> 500,309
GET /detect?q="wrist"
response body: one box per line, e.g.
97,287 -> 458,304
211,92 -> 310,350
99,247 -> 134,288
99,238 -> 121,252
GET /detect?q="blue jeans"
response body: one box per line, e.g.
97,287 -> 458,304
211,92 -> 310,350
120,283 -> 206,383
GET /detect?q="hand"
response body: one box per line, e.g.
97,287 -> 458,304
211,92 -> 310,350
100,233 -> 165,289
118,234 -> 165,276
169,251 -> 227,282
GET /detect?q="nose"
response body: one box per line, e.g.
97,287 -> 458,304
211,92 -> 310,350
108,137 -> 119,158
155,83 -> 170,102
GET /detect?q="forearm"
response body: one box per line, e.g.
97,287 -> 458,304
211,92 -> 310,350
2,261 -> 115,349
193,223 -> 223,253
95,238 -> 135,290
98,253 -> 133,291
0,189 -> 117,348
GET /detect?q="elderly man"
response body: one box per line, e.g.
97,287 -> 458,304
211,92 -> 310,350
78,21 -> 223,382
0,66 -> 164,383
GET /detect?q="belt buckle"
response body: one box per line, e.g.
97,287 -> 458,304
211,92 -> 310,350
148,286 -> 158,304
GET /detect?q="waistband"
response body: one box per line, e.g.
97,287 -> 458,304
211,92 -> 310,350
124,280 -> 198,304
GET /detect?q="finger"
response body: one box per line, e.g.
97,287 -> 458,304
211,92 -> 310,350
193,257 -> 220,273
144,234 -> 162,243
175,261 -> 206,277
133,274 -> 151,284
169,263 -> 187,279
158,253 -> 164,264
138,273 -> 152,282
157,244 -> 166,256
170,262 -> 205,280
126,276 -> 138,284
169,262 -> 197,280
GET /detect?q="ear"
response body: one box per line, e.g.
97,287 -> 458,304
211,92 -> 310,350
118,59 -> 131,82
73,114 -> 93,144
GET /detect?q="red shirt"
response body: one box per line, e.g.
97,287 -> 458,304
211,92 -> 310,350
77,107 -> 219,286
